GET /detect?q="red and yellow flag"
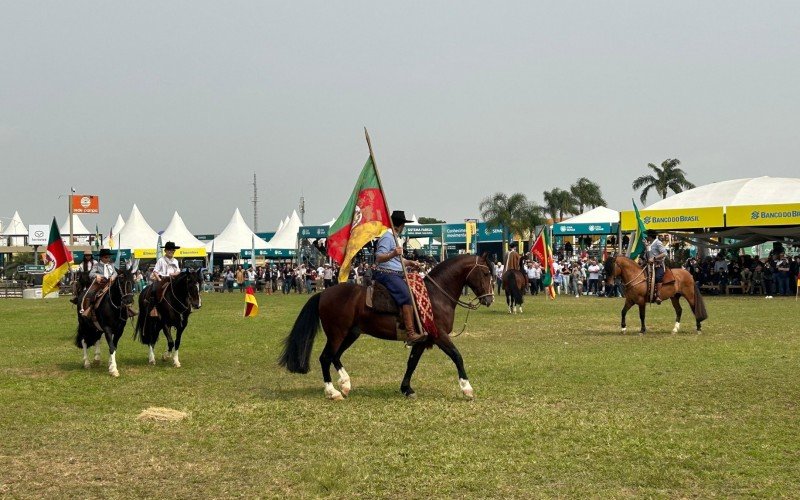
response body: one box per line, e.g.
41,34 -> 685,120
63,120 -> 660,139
328,157 -> 391,283
531,228 -> 556,300
42,217 -> 73,296
244,286 -> 258,317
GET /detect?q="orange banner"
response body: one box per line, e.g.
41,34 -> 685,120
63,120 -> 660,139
72,195 -> 99,214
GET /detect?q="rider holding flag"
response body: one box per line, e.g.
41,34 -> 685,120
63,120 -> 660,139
646,230 -> 667,304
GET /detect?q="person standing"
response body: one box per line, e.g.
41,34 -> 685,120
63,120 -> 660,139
224,266 -> 235,292
645,231 -> 667,304
495,261 -> 504,295
776,252 -> 790,296
587,259 -> 601,296
235,266 -> 245,292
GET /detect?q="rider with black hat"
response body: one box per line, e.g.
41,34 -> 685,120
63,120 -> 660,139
373,210 -> 427,346
646,230 -> 667,304
80,248 -> 116,317
153,241 -> 181,281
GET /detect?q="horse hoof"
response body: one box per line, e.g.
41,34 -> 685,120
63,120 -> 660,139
463,390 -> 475,400
621,327 -> 627,334
148,358 -> 156,366
83,361 -> 91,369
173,361 -> 181,368
340,382 -> 351,397
162,352 -> 172,361
92,359 -> 101,366
328,392 -> 344,401
110,369 -> 119,377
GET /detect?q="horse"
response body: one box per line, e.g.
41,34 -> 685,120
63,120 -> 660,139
74,263 -> 137,377
501,269 -> 527,314
604,255 -> 708,334
134,269 -> 203,368
279,254 -> 495,400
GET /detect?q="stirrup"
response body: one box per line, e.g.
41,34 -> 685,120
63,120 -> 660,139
404,331 -> 428,346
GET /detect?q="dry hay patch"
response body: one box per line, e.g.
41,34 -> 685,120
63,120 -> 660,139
137,407 -> 189,422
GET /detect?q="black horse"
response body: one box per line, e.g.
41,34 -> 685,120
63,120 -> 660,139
75,264 -> 137,377
134,269 -> 203,368
501,269 -> 526,314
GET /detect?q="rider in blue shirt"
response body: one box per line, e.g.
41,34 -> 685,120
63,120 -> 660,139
646,230 -> 668,304
373,210 -> 427,345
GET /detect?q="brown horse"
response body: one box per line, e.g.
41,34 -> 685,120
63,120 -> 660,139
604,255 -> 708,334
279,254 -> 495,400
501,269 -> 527,314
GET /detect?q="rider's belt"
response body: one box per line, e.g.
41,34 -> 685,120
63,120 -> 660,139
375,268 -> 404,276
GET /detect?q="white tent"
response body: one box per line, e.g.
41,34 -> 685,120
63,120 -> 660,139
2,211 -> 26,246
112,204 -> 160,250
160,212 -> 206,249
646,176 -> 800,209
267,210 -> 302,249
557,206 -> 619,225
60,214 -> 91,235
111,214 -> 126,235
276,219 -> 285,233
206,208 -> 270,253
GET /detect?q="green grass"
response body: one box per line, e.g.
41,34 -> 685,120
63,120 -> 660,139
1,291 -> 799,498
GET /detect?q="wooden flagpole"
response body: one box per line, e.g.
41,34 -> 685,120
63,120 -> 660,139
364,127 -> 425,337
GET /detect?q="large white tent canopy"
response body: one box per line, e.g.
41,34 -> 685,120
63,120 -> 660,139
1,211 -> 26,246
267,210 -> 302,249
206,208 -> 269,253
112,204 -> 160,250
60,214 -> 91,236
646,177 -> 800,210
558,206 -> 619,225
160,212 -> 206,248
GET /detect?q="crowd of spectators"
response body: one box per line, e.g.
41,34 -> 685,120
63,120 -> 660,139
684,250 -> 800,296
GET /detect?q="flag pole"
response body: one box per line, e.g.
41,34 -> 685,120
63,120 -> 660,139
364,127 -> 425,336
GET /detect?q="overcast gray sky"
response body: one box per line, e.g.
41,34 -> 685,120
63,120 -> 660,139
2,1 -> 799,234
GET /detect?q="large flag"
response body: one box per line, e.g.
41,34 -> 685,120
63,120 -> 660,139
531,228 -> 556,299
94,224 -> 101,251
107,226 -> 115,249
629,200 -> 648,260
42,217 -> 73,296
244,286 -> 258,317
328,157 -> 392,283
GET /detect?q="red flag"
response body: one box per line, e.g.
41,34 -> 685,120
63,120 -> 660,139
42,217 -> 73,296
244,286 -> 259,317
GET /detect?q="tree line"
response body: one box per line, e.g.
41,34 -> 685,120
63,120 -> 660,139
478,159 -> 696,250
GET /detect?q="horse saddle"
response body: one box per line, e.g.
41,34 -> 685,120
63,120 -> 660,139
364,283 -> 400,315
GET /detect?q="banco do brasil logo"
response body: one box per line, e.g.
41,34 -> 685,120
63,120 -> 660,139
643,216 -> 652,224
750,210 -> 760,220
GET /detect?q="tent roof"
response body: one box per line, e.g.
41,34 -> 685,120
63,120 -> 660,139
113,204 -> 160,249
111,214 -> 126,235
60,214 -> 91,235
647,176 -> 800,210
160,212 -> 206,248
2,211 -> 26,235
267,210 -> 302,249
206,208 -> 269,253
557,206 -> 619,225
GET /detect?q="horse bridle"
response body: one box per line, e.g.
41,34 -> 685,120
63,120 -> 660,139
610,256 -> 647,288
424,257 -> 494,311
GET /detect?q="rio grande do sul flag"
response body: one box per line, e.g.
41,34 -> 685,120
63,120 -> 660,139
244,286 -> 258,317
531,228 -> 556,300
328,157 -> 391,283
42,217 -> 73,296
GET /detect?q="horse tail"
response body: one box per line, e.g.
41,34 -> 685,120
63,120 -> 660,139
133,289 -> 158,344
279,292 -> 322,374
509,272 -> 524,305
693,283 -> 708,322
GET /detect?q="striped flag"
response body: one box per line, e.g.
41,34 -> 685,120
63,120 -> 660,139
531,228 -> 556,300
629,200 -> 648,260
244,286 -> 258,317
42,217 -> 73,296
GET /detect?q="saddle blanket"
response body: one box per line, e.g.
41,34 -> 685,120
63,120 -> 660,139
407,273 -> 438,337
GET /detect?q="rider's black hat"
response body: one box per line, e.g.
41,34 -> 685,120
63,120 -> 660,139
391,210 -> 413,227
646,229 -> 658,239
98,248 -> 113,258
163,241 -> 181,251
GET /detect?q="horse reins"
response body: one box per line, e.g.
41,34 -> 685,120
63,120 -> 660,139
424,257 -> 494,337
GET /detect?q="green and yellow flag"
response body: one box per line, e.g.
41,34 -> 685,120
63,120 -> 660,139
328,157 -> 391,283
42,217 -> 73,296
629,200 -> 648,260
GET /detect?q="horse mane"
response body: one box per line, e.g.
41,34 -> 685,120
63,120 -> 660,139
427,254 -> 475,283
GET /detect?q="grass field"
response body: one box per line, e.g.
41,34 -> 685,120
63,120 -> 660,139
1,290 -> 799,498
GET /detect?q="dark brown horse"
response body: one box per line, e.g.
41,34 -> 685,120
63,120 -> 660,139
279,254 -> 495,400
501,269 -> 527,314
604,255 -> 708,334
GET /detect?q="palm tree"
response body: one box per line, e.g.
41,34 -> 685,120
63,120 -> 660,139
479,192 -> 527,250
512,201 -> 546,248
632,158 -> 696,204
570,177 -> 606,213
542,188 -> 578,222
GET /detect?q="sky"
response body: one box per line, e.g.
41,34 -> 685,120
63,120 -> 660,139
2,1 -> 800,234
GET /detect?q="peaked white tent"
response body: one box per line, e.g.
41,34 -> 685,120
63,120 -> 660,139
60,213 -> 92,245
111,214 -> 126,235
2,211 -> 26,246
206,208 -> 269,253
267,210 -> 302,249
112,204 -> 160,250
276,219 -> 285,233
160,212 -> 206,249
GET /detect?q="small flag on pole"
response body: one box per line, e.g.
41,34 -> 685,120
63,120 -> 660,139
107,227 -> 115,249
42,217 -> 73,296
531,228 -> 556,300
629,200 -> 648,260
244,286 -> 259,317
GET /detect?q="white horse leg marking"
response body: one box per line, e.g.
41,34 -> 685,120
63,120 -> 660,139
109,352 -> 119,377
148,345 -> 156,365
324,382 -> 344,401
459,378 -> 474,400
162,350 -> 172,361
621,327 -> 627,334
672,322 -> 681,334
337,368 -> 351,397
94,341 -> 102,363
173,350 -> 181,368
81,339 -> 91,369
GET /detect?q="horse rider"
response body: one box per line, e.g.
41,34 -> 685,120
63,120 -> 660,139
504,241 -> 523,274
646,230 -> 667,304
373,210 -> 427,346
147,241 -> 182,313
70,251 -> 95,304
81,248 -> 137,318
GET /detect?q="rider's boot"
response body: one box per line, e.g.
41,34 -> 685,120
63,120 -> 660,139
402,304 -> 428,346
654,283 -> 662,305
